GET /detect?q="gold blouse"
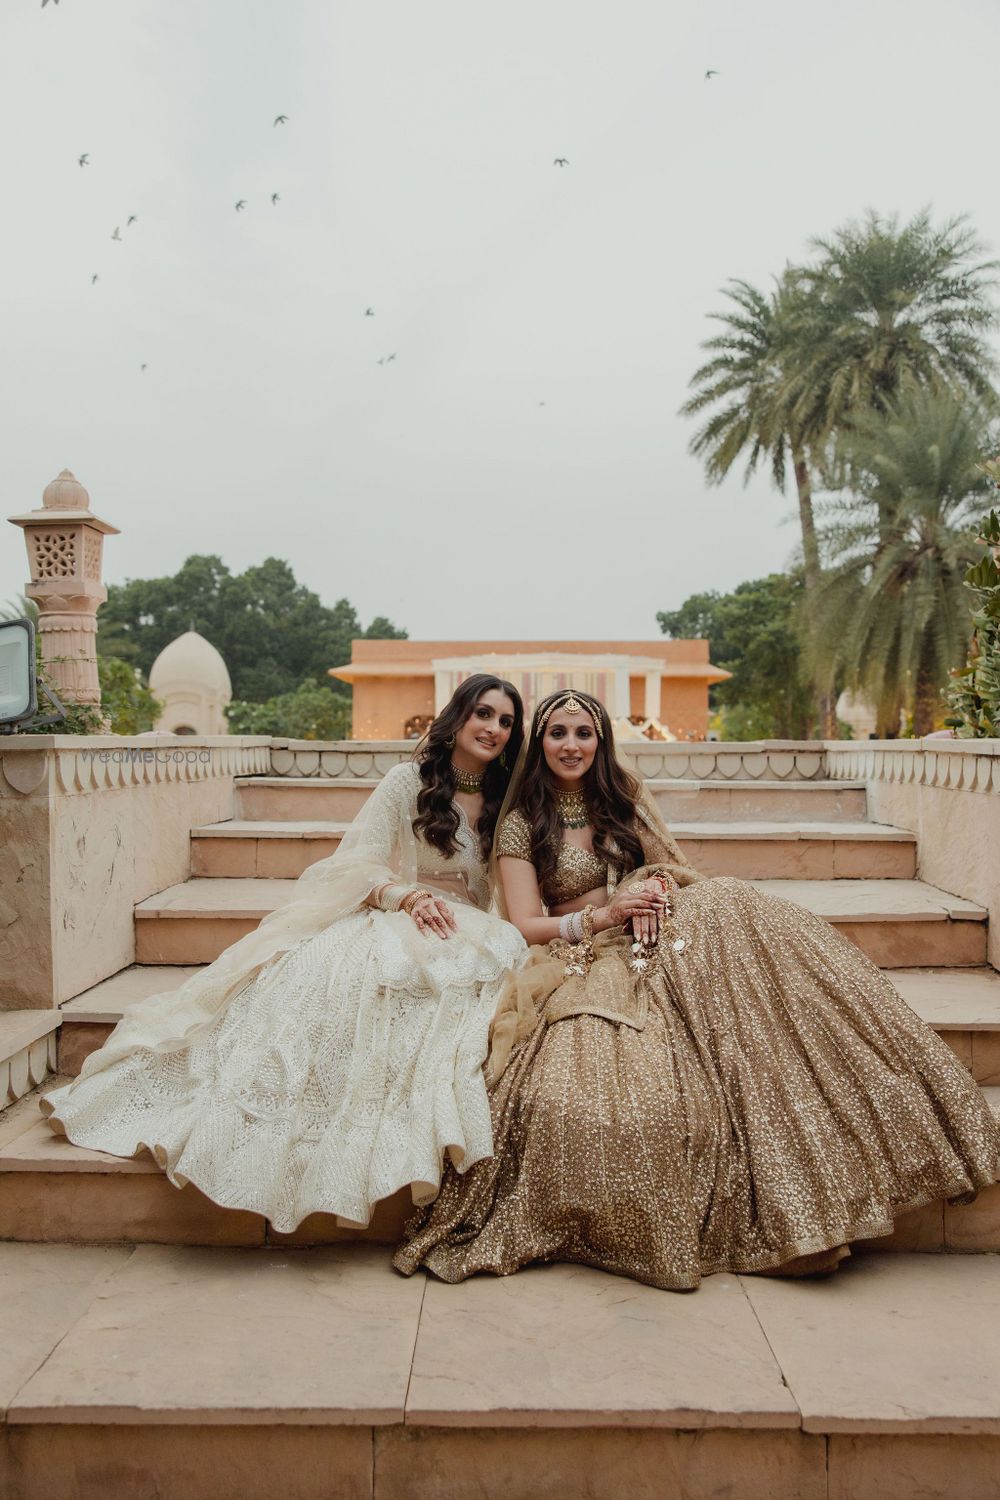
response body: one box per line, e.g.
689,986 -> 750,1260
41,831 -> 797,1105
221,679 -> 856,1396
496,809 -> 608,905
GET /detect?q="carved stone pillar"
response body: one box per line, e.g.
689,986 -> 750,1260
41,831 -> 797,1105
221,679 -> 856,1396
7,469 -> 119,706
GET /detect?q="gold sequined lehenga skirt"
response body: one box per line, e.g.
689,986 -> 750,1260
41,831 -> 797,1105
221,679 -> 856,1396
393,876 -> 1000,1291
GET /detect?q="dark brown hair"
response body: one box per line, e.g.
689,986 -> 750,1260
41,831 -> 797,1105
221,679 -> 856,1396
514,690 -> 644,902
413,674 -> 525,861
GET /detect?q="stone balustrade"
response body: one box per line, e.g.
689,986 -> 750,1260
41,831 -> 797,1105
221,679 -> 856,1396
826,738 -> 1000,969
2,734 -> 998,1010
0,735 -> 271,1010
265,740 -> 834,782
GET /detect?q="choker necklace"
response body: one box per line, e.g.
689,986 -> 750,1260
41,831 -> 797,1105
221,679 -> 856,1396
556,788 -> 588,828
452,763 -> 485,794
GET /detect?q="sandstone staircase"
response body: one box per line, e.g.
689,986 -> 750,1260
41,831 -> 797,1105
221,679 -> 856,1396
2,763 -> 1000,1500
1,766 -> 998,1248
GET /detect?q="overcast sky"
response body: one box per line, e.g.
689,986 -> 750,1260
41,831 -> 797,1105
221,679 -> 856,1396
3,0 -> 999,644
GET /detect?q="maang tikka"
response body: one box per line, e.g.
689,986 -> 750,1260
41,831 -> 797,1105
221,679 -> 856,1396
535,691 -> 604,739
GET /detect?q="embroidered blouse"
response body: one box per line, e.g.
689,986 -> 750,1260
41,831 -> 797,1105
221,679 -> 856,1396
496,809 -> 609,905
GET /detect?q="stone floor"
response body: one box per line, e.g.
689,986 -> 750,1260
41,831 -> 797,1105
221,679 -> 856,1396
2,1243 -> 1000,1499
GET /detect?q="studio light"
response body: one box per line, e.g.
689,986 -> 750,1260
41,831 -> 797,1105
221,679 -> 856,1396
0,617 -> 67,732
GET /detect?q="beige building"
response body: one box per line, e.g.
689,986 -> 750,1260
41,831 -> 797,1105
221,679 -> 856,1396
149,630 -> 232,736
330,638 -> 730,741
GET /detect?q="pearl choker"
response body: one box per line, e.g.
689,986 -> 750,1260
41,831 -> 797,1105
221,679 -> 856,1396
452,763 -> 485,793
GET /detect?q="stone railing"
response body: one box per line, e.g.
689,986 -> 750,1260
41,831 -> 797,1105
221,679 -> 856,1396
0,735 -> 271,1010
1,735 -> 271,799
264,740 -> 833,782
267,741 -> 414,779
4,734 -> 998,1012
826,739 -> 1000,969
825,739 -> 1000,794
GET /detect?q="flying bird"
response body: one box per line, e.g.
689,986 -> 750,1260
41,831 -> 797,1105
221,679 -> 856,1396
273,114 -> 288,126
376,357 -> 385,365
365,307 -> 374,317
553,157 -> 569,167
704,70 -> 719,80
271,192 -> 280,205
126,215 -> 137,226
235,200 -> 246,211
42,1 -> 59,8
140,364 -> 147,372
111,226 -> 122,241
91,274 -> 98,284
386,353 -> 397,362
78,153 -> 89,167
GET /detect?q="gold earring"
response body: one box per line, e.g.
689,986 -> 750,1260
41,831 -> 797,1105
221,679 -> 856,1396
446,734 -> 456,748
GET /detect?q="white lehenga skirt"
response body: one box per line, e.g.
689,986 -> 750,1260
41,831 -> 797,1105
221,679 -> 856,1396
44,904 -> 525,1232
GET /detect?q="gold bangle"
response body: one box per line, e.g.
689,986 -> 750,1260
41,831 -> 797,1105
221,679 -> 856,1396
400,888 -> 434,916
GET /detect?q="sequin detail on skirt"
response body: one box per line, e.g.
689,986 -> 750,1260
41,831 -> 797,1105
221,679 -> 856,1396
394,877 -> 1000,1291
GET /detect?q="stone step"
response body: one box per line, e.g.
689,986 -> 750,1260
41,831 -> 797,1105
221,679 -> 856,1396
132,876 -> 988,968
5,1247 -> 1000,1500
0,1092 -> 998,1257
55,964 -> 1000,1084
234,775 -> 871,825
746,880 -> 987,968
191,817 -> 917,881
887,967 -> 1000,1086
58,967 -> 202,1076
133,879 -> 295,964
191,819 -> 350,878
235,776 -> 380,821
650,778 -> 869,824
0,1014 -> 59,1108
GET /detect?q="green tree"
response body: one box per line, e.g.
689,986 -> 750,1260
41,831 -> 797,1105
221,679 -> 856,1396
945,506 -> 1000,737
98,555 -> 406,701
658,574 -> 813,740
96,656 -> 163,734
681,276 -> 824,594
787,210 -> 1000,496
226,681 -> 352,740
680,275 -> 845,733
809,386 -> 992,735
683,210 -> 1000,734
1,597 -> 160,734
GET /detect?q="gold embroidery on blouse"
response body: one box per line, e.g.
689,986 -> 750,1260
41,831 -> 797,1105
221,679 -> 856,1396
497,811 -> 607,904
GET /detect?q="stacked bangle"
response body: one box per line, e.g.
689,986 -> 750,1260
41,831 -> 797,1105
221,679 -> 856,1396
400,888 -> 434,916
559,909 -> 588,944
375,884 -> 409,912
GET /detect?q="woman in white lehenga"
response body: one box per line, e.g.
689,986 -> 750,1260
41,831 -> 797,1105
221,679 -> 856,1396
42,675 -> 527,1232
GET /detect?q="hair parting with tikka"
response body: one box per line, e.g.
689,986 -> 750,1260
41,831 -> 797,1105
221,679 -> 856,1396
508,689 -> 645,904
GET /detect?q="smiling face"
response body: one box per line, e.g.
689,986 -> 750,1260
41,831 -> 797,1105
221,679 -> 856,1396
451,688 -> 517,771
541,704 -> 600,787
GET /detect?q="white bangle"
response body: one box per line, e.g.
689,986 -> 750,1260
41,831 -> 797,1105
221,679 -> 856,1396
559,914 -> 572,942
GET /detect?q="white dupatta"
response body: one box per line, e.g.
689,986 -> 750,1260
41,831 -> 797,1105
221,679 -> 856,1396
70,762 -> 449,1083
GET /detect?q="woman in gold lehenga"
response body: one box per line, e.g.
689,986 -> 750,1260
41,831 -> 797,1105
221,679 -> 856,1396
394,690 -> 1000,1291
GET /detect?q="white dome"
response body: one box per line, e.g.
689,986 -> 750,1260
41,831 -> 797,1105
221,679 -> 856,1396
149,630 -> 232,697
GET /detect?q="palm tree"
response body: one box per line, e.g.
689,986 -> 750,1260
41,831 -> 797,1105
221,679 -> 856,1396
808,386 -> 994,735
682,276 -> 823,587
786,209 -> 1000,531
682,274 -> 836,729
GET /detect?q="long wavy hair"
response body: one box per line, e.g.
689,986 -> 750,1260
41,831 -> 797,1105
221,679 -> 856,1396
413,674 -> 525,861
516,690 -> 645,901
